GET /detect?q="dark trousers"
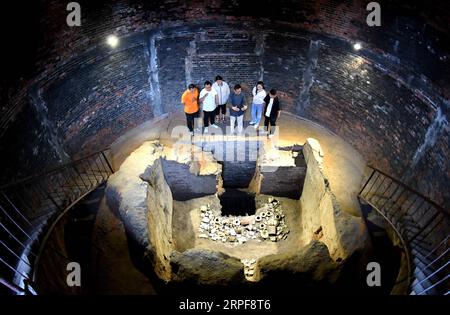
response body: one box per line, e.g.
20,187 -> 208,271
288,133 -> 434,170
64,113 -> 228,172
185,111 -> 199,132
264,115 -> 277,133
203,110 -> 216,127
215,104 -> 226,115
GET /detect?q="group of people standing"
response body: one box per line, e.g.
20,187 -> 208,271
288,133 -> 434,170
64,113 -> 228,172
181,76 -> 281,137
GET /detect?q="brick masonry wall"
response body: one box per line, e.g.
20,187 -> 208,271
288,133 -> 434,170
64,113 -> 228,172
263,33 -> 310,113
0,1 -> 449,209
41,33 -> 154,156
158,36 -> 193,114
308,39 -> 432,173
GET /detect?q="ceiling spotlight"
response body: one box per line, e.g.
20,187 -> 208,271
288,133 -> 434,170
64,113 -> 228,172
107,35 -> 119,48
353,43 -> 362,51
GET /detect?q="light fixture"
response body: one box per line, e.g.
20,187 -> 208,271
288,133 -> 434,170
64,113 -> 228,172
107,35 -> 119,48
353,42 -> 362,51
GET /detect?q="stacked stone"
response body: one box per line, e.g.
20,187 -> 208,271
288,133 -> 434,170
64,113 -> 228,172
197,198 -> 290,244
241,258 -> 257,278
254,197 -> 290,242
198,204 -> 255,244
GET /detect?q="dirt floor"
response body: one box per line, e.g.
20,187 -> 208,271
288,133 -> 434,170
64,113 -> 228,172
172,193 -> 304,261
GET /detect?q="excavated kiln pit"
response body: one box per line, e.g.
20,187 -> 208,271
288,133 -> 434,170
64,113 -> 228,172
104,138 -> 375,293
167,140 -> 307,261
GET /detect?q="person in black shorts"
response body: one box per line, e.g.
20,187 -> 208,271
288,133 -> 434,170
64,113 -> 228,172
212,75 -> 230,124
263,89 -> 281,138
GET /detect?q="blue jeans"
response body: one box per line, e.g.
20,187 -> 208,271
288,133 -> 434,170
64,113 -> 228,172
251,103 -> 264,125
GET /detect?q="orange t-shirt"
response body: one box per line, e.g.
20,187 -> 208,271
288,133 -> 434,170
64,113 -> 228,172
181,89 -> 199,114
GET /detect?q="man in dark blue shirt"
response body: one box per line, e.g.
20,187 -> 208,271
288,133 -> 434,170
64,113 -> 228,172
229,84 -> 247,134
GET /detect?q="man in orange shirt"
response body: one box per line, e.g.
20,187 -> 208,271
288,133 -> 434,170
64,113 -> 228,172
181,84 -> 199,135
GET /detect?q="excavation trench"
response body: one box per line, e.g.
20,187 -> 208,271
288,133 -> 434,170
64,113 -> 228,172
32,128 -> 401,293
104,138 -> 376,291
33,142 -> 400,292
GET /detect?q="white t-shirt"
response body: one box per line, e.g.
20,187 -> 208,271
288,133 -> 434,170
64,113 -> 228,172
199,88 -> 218,112
212,81 -> 230,105
252,87 -> 267,105
265,98 -> 274,117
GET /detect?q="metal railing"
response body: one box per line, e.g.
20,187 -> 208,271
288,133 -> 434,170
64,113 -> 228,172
359,165 -> 450,295
0,148 -> 114,294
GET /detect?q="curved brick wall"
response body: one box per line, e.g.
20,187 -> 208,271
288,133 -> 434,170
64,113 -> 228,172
0,0 -> 449,208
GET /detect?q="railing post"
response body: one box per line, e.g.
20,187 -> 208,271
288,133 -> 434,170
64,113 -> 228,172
101,150 -> 114,174
358,168 -> 375,195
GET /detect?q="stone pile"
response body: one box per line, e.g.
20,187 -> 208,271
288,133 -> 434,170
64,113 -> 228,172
197,197 -> 290,244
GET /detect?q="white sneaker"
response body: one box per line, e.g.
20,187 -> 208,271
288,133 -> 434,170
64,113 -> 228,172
211,124 -> 219,128
249,121 -> 255,125
268,134 -> 274,138
253,124 -> 259,129
204,127 -> 209,133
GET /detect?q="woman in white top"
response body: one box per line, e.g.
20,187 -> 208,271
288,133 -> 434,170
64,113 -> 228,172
250,81 -> 267,128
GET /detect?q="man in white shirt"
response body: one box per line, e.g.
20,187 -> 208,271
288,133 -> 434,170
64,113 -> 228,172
212,75 -> 230,124
199,81 -> 219,133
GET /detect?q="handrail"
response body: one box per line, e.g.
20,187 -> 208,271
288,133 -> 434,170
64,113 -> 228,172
359,166 -> 449,295
363,165 -> 448,216
31,187 -> 101,284
361,197 -> 412,291
0,147 -> 113,190
0,148 -> 114,294
1,277 -> 27,294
